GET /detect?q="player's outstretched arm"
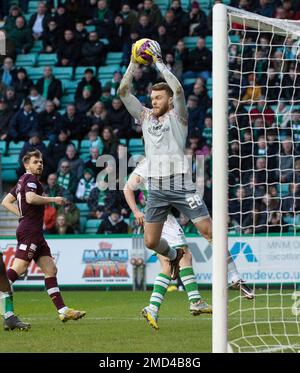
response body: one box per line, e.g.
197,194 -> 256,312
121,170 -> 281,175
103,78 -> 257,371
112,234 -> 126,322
149,40 -> 188,123
1,194 -> 21,217
124,174 -> 145,226
26,193 -> 67,206
117,58 -> 144,121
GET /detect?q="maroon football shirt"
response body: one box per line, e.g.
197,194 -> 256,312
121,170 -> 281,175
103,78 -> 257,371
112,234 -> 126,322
10,173 -> 44,234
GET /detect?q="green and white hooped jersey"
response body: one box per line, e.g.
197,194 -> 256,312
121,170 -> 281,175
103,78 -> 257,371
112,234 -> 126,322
133,159 -> 187,248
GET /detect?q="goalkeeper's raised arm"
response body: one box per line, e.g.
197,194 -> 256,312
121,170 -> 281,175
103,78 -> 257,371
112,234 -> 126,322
117,58 -> 144,121
148,40 -> 188,123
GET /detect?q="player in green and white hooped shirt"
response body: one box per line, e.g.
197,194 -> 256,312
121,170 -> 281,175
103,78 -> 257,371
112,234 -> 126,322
124,158 -> 212,330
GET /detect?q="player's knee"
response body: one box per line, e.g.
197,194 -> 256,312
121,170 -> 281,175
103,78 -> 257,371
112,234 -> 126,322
46,264 -> 57,277
144,236 -> 159,251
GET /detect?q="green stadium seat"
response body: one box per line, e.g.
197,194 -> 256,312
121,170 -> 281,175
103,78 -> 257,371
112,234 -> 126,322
98,65 -> 120,79
128,138 -> 144,154
278,184 -> 290,197
71,140 -> 79,150
79,217 -> 87,233
63,80 -> 78,95
9,142 -> 24,156
43,140 -> 50,147
76,203 -> 90,218
229,35 -> 241,44
36,53 -> 57,66
183,78 -> 196,86
119,138 -> 127,145
180,0 -> 191,11
183,36 -> 199,49
16,53 -> 37,67
1,154 -> 19,182
53,67 -> 73,80
85,25 -> 96,32
30,40 -> 43,53
0,141 -> 5,153
206,77 -> 212,89
106,52 -> 123,65
80,139 -> 92,154
100,78 -> 111,88
100,38 -> 109,45
85,219 -> 102,234
1,170 -> 18,183
27,66 -> 44,81
60,94 -> 75,108
75,66 -> 96,81
205,36 -> 212,49
28,1 -> 39,14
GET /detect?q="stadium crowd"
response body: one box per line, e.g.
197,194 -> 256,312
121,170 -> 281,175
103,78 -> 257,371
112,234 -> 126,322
0,0 -> 300,235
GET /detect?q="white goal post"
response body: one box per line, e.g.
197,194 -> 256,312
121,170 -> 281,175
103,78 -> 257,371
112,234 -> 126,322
212,3 -> 300,353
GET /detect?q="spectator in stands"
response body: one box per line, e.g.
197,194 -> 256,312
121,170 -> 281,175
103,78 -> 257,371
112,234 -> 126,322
87,178 -> 109,219
187,95 -> 202,136
53,4 -> 75,31
156,25 -> 172,55
242,73 -> 262,103
164,52 -> 182,80
188,1 -> 207,37
88,101 -> 108,132
56,160 -> 78,195
76,168 -> 96,202
120,3 -> 139,31
108,14 -> 130,52
132,67 -> 149,100
229,186 -> 252,231
61,104 -> 90,141
56,29 -> 81,67
107,97 -> 132,139
282,65 -> 300,102
0,98 -> 14,143
183,37 -> 212,81
3,86 -> 20,112
88,0 -> 113,38
169,0 -> 189,35
201,114 -> 212,147
100,126 -> 118,157
87,130 -> 102,152
84,147 -> 100,177
7,98 -> 39,147
174,39 -> 189,73
279,136 -> 294,182
283,157 -> 300,184
250,97 -> 275,126
4,5 -> 23,33
75,85 -> 98,115
121,29 -> 140,66
52,214 -> 75,235
57,200 -> 80,233
43,198 -> 57,234
42,18 -> 61,53
26,86 -> 47,113
44,173 -> 68,202
99,85 -> 114,109
0,57 -> 18,89
47,129 -> 73,171
75,68 -> 102,104
97,208 -> 128,234
162,10 -> 180,46
58,143 -> 84,180
7,16 -> 33,54
28,1 -> 51,40
38,100 -> 62,141
80,32 -> 105,67
136,14 -> 155,39
255,0 -> 275,18
36,66 -> 63,108
13,68 -> 33,102
74,21 -> 88,46
139,0 -> 162,29
16,130 -> 50,178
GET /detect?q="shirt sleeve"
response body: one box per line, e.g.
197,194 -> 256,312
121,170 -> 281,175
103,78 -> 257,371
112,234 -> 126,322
9,185 -> 17,199
24,175 -> 38,193
132,158 -> 148,180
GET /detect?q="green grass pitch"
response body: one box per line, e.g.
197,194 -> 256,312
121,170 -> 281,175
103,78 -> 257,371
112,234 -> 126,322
1,289 -> 299,353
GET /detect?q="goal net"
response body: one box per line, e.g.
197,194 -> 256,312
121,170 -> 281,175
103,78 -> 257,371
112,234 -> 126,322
213,4 -> 300,353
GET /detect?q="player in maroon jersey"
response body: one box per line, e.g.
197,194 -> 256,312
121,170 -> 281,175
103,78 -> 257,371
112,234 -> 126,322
1,150 -> 86,323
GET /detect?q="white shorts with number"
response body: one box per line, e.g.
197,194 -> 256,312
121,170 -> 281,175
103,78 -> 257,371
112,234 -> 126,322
161,214 -> 187,248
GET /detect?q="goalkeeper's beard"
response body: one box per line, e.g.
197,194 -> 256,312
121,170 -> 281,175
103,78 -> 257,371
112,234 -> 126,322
153,102 -> 171,118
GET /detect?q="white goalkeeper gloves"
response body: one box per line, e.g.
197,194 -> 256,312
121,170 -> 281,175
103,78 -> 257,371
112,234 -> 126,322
148,40 -> 163,63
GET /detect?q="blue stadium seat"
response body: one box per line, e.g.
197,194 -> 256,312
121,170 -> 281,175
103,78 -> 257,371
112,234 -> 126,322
98,65 -> 120,79
63,80 -> 78,95
28,1 -> 39,14
30,40 -> 43,53
0,141 -> 5,153
205,36 -> 212,49
36,53 -> 57,66
106,52 -> 123,65
1,155 -> 19,182
183,78 -> 196,86
60,94 -> 75,108
27,66 -> 44,81
128,138 -> 144,155
183,36 -> 199,49
9,142 -> 24,156
53,67 -> 73,80
85,25 -> 96,33
80,139 -> 92,154
79,217 -> 87,233
85,219 -> 102,234
76,203 -> 90,218
16,53 -> 37,67
75,66 -> 96,81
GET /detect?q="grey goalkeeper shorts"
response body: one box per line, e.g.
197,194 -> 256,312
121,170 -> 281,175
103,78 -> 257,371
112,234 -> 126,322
145,174 -> 210,224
